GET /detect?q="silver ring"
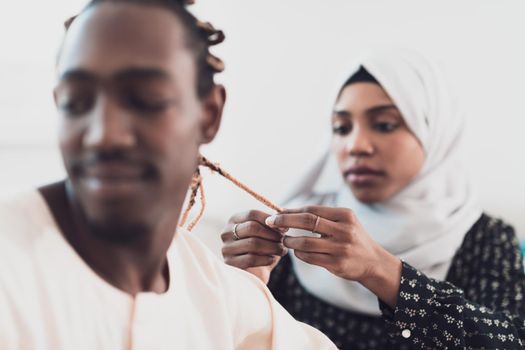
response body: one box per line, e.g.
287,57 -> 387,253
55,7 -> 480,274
232,223 -> 240,240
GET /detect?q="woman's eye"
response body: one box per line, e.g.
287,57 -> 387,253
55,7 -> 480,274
374,122 -> 399,133
332,124 -> 352,135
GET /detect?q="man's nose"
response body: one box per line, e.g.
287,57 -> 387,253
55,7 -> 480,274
83,95 -> 136,151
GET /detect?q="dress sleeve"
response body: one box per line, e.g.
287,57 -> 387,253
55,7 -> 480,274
380,222 -> 525,350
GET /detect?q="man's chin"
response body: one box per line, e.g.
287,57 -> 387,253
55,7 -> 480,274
87,219 -> 149,244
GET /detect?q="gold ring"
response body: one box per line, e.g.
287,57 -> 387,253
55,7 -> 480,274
312,216 -> 321,234
232,223 -> 240,240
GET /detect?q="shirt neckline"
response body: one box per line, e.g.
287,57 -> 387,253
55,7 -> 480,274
31,190 -> 178,301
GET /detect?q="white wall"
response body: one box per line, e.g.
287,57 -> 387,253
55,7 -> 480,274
1,1 -> 524,253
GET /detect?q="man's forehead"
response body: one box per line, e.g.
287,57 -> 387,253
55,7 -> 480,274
57,2 -> 190,78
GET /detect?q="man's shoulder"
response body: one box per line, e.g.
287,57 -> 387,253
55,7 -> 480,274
0,190 -> 50,251
174,228 -> 267,288
173,228 -> 233,277
0,191 -> 53,295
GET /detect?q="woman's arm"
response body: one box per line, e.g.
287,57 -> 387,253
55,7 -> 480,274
380,260 -> 525,349
380,218 -> 525,349
266,206 -> 525,349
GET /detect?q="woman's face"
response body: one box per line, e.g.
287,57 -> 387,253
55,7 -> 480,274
331,82 -> 425,203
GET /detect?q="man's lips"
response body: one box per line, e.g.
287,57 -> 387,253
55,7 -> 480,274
75,161 -> 152,199
81,162 -> 146,180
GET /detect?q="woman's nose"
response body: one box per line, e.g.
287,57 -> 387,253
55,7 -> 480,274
345,127 -> 375,156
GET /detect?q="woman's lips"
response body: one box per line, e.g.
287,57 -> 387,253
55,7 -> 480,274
344,166 -> 386,186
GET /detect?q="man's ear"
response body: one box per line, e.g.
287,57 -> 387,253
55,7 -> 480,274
199,84 -> 226,144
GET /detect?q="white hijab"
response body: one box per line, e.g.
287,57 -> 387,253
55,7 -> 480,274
284,49 -> 482,316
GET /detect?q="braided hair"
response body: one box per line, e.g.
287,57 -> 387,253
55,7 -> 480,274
64,0 -> 225,99
179,155 -> 284,231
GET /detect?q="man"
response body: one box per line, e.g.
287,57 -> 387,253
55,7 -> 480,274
0,1 -> 336,349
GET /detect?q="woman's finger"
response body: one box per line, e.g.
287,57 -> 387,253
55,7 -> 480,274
222,237 -> 288,257
221,220 -> 283,242
283,236 -> 335,254
265,213 -> 342,238
224,254 -> 277,270
229,209 -> 271,226
293,250 -> 334,269
283,205 -> 356,223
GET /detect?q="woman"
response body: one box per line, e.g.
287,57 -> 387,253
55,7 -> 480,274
220,49 -> 525,349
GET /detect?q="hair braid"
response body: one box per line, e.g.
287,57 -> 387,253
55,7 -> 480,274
179,155 -> 284,231
179,167 -> 202,228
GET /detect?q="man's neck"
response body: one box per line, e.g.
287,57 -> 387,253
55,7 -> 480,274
39,181 -> 178,296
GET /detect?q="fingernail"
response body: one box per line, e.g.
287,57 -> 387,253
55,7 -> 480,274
265,215 -> 277,226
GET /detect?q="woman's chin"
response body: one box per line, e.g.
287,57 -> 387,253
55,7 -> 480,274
349,185 -> 389,204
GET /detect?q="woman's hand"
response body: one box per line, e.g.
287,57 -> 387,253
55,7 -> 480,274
265,205 -> 402,308
221,210 -> 288,284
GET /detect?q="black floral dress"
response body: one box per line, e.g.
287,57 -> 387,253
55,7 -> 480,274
268,214 -> 525,349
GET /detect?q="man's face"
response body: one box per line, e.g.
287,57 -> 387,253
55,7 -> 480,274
54,3 -> 223,240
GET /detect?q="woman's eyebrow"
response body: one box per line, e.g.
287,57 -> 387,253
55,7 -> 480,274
365,104 -> 398,116
332,109 -> 352,118
332,104 -> 399,119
